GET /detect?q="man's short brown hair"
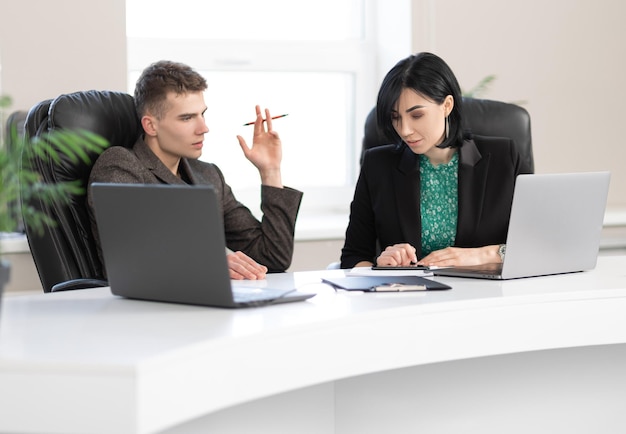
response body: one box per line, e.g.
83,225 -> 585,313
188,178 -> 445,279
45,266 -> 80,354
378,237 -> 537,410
134,60 -> 208,119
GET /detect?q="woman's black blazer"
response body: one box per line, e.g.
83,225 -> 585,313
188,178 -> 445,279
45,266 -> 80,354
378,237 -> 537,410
340,136 -> 529,268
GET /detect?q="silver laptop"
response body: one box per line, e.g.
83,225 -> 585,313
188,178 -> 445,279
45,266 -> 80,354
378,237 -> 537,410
433,171 -> 610,280
91,183 -> 315,307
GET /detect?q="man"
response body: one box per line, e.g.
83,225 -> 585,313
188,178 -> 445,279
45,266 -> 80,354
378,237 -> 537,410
87,60 -> 302,280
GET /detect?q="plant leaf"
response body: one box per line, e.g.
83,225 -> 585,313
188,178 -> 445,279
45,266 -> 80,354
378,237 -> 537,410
1,113 -> 109,237
462,75 -> 497,98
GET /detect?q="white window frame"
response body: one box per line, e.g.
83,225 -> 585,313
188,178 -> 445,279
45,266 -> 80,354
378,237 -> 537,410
126,0 -> 411,222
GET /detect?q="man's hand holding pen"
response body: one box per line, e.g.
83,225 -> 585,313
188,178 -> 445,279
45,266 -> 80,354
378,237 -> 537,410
236,105 -> 285,188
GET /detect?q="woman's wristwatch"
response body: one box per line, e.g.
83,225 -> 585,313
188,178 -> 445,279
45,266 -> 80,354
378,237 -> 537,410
498,244 -> 506,262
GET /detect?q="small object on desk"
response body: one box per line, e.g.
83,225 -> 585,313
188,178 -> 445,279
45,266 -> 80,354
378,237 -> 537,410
373,283 -> 427,292
321,276 -> 451,292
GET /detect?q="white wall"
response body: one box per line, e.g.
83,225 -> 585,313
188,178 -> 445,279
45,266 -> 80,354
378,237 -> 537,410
0,0 -> 127,112
412,0 -> 626,207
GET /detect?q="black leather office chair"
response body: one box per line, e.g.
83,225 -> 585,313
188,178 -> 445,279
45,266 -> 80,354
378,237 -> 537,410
361,97 -> 534,173
4,110 -> 29,233
22,90 -> 141,292
5,110 -> 28,139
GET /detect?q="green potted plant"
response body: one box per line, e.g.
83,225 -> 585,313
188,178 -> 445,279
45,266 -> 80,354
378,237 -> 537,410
0,95 -> 107,301
462,74 -> 497,98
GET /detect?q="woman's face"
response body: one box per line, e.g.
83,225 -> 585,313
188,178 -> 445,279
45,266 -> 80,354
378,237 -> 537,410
391,88 -> 453,155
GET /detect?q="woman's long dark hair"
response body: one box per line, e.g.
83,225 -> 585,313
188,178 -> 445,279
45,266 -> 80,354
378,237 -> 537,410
376,52 -> 464,148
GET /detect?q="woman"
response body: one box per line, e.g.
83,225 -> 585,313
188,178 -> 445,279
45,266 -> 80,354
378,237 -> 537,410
340,52 -> 528,268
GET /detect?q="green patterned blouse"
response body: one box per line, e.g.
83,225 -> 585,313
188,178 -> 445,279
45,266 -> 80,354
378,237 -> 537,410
419,152 -> 459,255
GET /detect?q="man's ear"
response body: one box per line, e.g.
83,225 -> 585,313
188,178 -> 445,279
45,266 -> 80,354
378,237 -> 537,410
141,115 -> 158,137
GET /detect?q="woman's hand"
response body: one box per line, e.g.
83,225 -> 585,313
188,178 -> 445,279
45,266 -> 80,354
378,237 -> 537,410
376,243 -> 418,266
417,245 -> 501,267
227,251 -> 268,280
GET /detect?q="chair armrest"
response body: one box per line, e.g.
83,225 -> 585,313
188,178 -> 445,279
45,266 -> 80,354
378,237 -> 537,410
50,278 -> 109,292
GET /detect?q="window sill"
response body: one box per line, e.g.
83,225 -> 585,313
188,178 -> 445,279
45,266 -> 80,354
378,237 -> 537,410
3,207 -> 625,253
294,212 -> 349,241
0,233 -> 29,255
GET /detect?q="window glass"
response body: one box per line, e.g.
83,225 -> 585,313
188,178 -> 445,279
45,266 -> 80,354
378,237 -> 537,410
126,0 -> 364,41
204,71 -> 353,188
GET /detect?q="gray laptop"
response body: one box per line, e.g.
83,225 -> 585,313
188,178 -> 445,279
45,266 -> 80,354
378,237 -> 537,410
91,183 -> 315,307
433,171 -> 610,280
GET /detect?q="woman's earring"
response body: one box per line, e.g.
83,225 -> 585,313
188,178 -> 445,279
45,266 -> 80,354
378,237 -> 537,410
445,116 -> 450,140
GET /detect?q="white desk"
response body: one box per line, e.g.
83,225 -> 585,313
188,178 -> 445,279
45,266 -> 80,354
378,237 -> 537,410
2,256 -> 626,434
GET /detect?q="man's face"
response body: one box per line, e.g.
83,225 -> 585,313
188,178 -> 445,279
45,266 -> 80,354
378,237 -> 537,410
148,91 -> 209,163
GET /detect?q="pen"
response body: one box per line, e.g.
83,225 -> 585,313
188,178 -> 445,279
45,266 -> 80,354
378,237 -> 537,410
243,114 -> 288,126
372,284 -> 427,292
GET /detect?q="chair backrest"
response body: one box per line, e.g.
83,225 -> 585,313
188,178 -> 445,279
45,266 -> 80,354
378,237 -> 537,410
22,90 -> 141,292
5,110 -> 28,139
361,97 -> 534,174
4,110 -> 29,232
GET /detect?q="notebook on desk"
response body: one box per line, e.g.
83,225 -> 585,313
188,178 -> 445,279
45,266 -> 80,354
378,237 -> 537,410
91,183 -> 315,307
433,171 -> 610,280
